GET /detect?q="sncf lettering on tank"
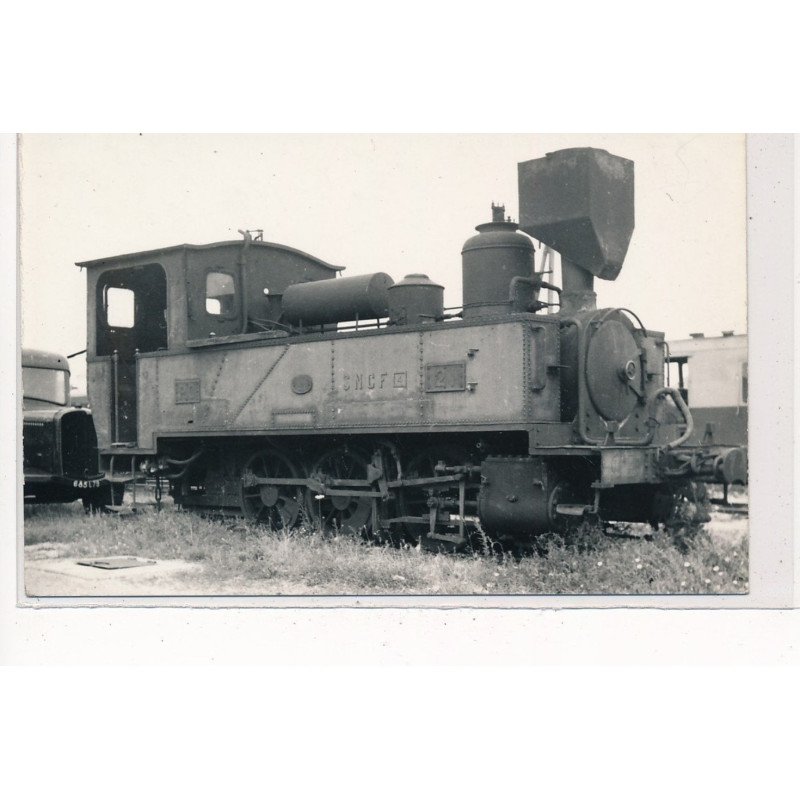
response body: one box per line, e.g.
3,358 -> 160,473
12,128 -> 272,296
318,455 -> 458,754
342,371 -> 408,391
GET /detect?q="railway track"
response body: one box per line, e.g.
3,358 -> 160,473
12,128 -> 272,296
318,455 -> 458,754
710,501 -> 748,515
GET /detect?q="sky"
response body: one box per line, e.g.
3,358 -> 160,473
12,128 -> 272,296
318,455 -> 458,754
18,133 -> 746,393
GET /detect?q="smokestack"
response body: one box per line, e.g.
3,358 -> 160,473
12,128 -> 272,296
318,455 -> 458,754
560,258 -> 597,315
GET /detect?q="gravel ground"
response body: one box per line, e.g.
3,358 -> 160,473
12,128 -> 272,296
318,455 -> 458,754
24,545 -> 207,596
705,507 -> 748,544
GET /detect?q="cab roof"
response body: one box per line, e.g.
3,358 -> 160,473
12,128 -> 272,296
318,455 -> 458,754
75,239 -> 345,272
22,348 -> 70,371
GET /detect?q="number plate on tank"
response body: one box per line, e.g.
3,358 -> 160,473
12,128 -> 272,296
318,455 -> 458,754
425,362 -> 466,393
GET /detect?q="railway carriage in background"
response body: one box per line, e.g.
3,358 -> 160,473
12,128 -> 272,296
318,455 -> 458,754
667,332 -> 748,495
77,147 -> 745,545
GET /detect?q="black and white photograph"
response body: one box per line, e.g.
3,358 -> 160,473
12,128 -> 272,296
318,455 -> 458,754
2,8 -> 798,798
15,133 -> 759,601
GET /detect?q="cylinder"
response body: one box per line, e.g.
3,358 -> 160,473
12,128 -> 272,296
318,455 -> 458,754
461,205 -> 534,318
388,273 -> 444,325
281,273 -> 394,326
477,457 -> 553,535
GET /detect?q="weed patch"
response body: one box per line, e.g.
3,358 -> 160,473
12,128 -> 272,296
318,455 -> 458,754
23,503 -> 748,595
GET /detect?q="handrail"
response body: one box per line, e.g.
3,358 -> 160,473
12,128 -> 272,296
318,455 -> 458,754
596,306 -> 648,334
652,386 -> 694,448
112,350 -> 120,443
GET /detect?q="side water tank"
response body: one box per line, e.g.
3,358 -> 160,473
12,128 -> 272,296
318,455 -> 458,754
388,274 -> 444,325
461,204 -> 534,318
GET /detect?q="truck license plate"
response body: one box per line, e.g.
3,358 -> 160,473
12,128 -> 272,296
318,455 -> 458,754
73,479 -> 101,489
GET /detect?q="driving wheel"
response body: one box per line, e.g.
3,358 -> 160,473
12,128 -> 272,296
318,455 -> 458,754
240,449 -> 303,529
305,446 -> 372,534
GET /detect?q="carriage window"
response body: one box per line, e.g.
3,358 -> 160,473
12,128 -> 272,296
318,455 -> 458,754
206,271 -> 236,316
667,356 -> 689,404
105,286 -> 135,328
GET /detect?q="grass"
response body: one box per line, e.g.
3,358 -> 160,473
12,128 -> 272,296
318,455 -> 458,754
23,500 -> 748,596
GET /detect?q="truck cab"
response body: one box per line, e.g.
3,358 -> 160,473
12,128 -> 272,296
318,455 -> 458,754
22,348 -> 117,508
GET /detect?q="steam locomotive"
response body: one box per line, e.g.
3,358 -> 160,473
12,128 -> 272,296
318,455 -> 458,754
78,147 -> 742,545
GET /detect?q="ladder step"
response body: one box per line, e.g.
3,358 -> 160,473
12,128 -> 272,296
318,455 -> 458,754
105,505 -> 137,514
555,503 -> 589,517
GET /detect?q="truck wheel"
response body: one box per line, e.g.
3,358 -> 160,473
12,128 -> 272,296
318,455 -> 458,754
82,483 -> 125,513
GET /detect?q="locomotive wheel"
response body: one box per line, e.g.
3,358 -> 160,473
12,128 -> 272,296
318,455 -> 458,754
240,449 -> 303,529
306,446 -> 372,534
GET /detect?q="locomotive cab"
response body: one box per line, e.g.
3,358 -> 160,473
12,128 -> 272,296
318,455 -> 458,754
78,236 -> 343,459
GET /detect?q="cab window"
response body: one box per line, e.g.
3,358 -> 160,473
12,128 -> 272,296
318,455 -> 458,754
96,264 -> 168,356
206,271 -> 236,317
105,286 -> 135,328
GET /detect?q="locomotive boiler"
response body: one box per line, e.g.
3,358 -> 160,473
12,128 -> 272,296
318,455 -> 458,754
78,147 -> 729,545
